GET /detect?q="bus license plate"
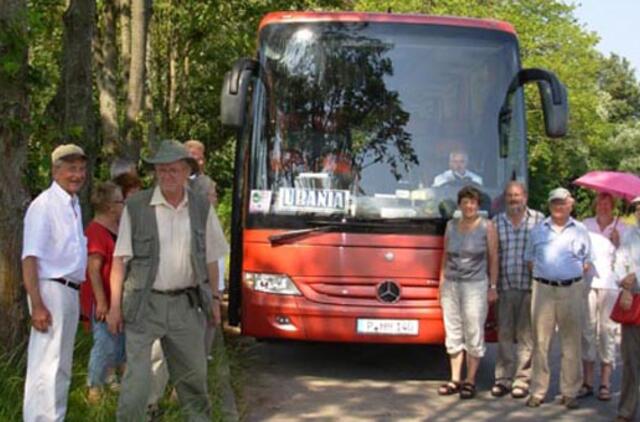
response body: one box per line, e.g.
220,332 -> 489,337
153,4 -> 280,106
356,319 -> 419,335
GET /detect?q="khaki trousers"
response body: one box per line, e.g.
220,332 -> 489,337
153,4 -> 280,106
117,291 -> 210,421
618,324 -> 640,420
494,289 -> 533,389
530,279 -> 584,400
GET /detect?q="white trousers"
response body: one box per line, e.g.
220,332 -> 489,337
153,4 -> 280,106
23,280 -> 79,422
440,280 -> 489,358
582,287 -> 619,364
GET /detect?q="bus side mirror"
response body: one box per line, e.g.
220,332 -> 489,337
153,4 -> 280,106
220,58 -> 258,129
516,68 -> 568,138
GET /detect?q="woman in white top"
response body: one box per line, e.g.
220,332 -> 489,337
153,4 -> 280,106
580,192 -> 628,401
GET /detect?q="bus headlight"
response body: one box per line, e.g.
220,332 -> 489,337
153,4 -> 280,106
244,272 -> 302,295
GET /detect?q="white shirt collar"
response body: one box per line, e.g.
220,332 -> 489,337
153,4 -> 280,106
543,216 -> 576,229
51,180 -> 77,203
150,185 -> 188,209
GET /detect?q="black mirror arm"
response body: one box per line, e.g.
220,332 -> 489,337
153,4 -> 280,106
229,58 -> 258,95
510,68 -> 563,105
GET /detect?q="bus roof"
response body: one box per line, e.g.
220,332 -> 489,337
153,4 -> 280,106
258,11 -> 516,35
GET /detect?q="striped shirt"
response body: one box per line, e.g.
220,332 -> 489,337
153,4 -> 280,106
493,208 -> 544,291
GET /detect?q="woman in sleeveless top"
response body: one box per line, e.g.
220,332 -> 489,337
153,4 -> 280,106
437,186 -> 499,399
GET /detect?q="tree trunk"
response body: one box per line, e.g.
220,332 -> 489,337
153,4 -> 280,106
145,31 -> 157,150
0,0 -> 30,353
122,0 -> 150,162
96,0 -> 120,157
46,0 -> 97,222
119,0 -> 131,85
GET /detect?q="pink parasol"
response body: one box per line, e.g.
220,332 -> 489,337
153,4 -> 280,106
573,171 -> 640,202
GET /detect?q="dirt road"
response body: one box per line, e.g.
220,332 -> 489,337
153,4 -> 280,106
242,338 -> 620,421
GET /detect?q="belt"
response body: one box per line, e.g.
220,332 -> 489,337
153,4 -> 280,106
535,277 -> 581,287
151,286 -> 198,296
50,277 -> 80,291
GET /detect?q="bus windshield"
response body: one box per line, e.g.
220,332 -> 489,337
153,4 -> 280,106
248,21 -> 526,228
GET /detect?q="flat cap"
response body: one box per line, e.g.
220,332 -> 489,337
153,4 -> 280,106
548,187 -> 571,202
51,144 -> 86,163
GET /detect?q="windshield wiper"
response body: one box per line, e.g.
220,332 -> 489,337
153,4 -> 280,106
268,219 -> 409,246
268,225 -> 340,246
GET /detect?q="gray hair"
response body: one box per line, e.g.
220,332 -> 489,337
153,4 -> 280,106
110,157 -> 137,179
449,151 -> 469,161
503,180 -> 528,196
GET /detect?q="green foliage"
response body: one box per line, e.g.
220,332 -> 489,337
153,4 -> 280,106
0,329 -> 232,421
19,0 -> 640,212
25,0 -> 67,195
0,340 -> 27,420
597,53 -> 640,123
0,16 -> 28,81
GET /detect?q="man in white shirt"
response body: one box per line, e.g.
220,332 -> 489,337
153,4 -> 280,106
22,144 -> 88,422
433,150 -> 483,187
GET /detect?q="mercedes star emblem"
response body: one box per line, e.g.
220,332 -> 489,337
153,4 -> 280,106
377,280 -> 401,303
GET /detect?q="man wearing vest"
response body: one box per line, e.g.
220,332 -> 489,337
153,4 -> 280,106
107,140 -> 229,421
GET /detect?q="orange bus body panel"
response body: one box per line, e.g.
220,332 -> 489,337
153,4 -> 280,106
259,11 -> 516,35
241,229 -> 447,344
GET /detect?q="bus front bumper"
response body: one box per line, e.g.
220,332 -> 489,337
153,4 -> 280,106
241,289 -> 446,344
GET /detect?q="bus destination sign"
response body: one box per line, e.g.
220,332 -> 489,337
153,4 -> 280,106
276,187 -> 350,214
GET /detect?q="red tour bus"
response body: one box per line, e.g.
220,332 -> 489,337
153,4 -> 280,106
220,11 -> 567,343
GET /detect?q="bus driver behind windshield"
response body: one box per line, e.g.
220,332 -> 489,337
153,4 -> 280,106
433,150 -> 483,187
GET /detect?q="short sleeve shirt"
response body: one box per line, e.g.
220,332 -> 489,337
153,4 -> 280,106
525,217 -> 593,281
22,181 -> 87,282
114,186 -> 229,290
80,221 -> 117,317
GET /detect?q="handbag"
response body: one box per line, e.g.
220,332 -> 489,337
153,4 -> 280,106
610,291 -> 640,325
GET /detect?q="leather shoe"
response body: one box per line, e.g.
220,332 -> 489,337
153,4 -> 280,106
526,396 -> 543,407
562,396 -> 579,409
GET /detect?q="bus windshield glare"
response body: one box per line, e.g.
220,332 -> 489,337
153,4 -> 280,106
248,21 -> 526,227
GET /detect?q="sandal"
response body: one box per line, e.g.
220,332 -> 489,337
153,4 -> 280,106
491,383 -> 510,397
459,382 -> 476,399
577,383 -> 593,398
438,381 -> 460,396
598,385 -> 611,401
511,386 -> 529,399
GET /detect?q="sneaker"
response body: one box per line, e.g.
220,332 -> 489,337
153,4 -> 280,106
108,380 -> 121,392
562,396 -> 579,410
526,396 -> 543,407
146,403 -> 161,422
87,387 -> 102,404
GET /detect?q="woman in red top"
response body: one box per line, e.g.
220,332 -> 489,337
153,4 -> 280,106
80,181 -> 125,402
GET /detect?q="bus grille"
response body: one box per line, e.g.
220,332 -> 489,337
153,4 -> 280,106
296,277 -> 439,307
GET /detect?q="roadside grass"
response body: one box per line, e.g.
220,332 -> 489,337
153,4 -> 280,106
0,326 -> 245,421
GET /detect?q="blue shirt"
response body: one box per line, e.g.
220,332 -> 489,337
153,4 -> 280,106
525,217 -> 592,281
